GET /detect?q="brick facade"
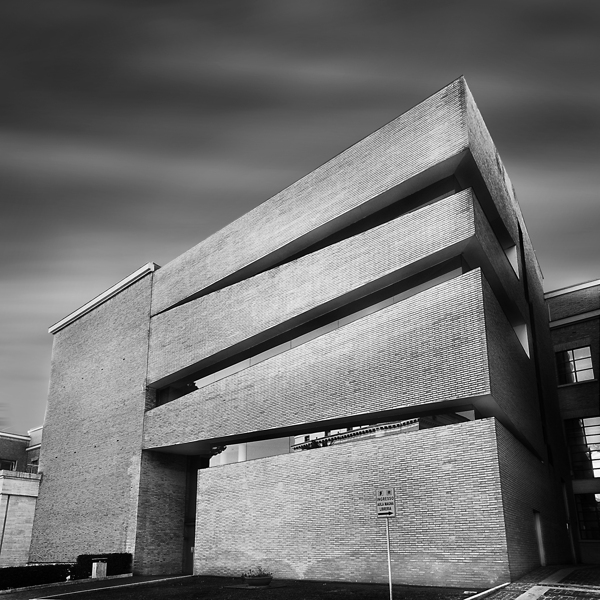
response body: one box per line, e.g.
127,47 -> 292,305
133,451 -> 187,575
195,419 -> 563,588
29,78 -> 576,585
148,189 -> 478,385
495,421 -> 572,578
29,275 -> 153,563
548,286 -> 600,322
150,80 -> 468,315
144,271 -> 493,449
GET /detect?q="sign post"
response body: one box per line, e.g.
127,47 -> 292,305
376,488 -> 396,600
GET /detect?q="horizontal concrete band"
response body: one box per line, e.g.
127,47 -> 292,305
151,79 -> 469,315
147,189 -> 479,385
143,270 -> 494,450
0,473 -> 41,496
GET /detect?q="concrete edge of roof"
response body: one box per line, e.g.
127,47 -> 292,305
48,262 -> 160,335
545,278 -> 600,299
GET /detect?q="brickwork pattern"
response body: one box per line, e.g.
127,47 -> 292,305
557,382 -> 600,421
463,84 -> 521,260
133,451 -> 187,575
151,79 -> 468,315
464,77 -> 571,487
195,418 -> 509,588
552,317 -> 599,419
148,190 -> 478,384
29,275 -> 153,563
465,86 -> 573,493
481,279 -> 544,454
144,270 -> 492,449
0,494 -> 37,566
522,223 -> 574,476
470,195 -> 528,321
548,285 -> 600,321
495,421 -> 572,580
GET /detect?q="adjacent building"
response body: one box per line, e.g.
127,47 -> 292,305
546,280 -> 600,563
0,428 -> 42,566
27,77 -> 592,587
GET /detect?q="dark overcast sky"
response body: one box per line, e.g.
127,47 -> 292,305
1,0 -> 599,434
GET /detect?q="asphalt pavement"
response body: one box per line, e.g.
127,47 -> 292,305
1,565 -> 600,600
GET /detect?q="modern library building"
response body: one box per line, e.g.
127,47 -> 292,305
23,78 -> 598,587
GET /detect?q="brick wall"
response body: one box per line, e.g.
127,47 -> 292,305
464,84 -> 573,496
495,420 -> 572,578
548,285 -> 600,321
470,194 -> 527,321
195,418 -> 509,588
144,271 -> 492,449
552,316 -> 599,418
482,278 -> 544,455
151,79 -> 468,315
148,190 -> 478,384
133,451 -> 187,575
463,84 -> 521,255
29,275 -> 153,563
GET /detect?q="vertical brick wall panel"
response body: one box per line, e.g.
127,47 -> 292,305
523,225 -> 574,477
144,271 -> 491,449
481,279 -> 544,454
465,83 -> 570,479
133,451 -> 187,575
195,419 -> 509,588
495,421 -> 572,578
29,276 -> 153,563
151,80 -> 468,314
471,198 -> 527,320
148,190 -> 477,383
464,86 -> 521,249
0,495 -> 37,567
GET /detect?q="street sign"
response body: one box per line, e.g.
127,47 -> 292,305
376,487 -> 396,518
375,488 -> 396,600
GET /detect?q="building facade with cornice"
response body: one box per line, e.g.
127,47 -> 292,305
0,428 -> 42,567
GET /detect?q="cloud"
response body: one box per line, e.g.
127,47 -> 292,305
0,0 -> 598,433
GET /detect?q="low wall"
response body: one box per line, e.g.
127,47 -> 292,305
195,419 -> 510,588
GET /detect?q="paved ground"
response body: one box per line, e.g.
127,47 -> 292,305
0,575 -> 472,600
0,576 -> 187,600
1,565 -> 600,600
486,566 -> 600,600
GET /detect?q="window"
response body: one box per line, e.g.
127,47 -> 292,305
575,494 -> 600,540
565,417 -> 600,479
0,458 -> 16,471
556,346 -> 594,384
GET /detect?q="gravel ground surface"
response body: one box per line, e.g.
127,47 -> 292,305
34,576 -> 474,600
